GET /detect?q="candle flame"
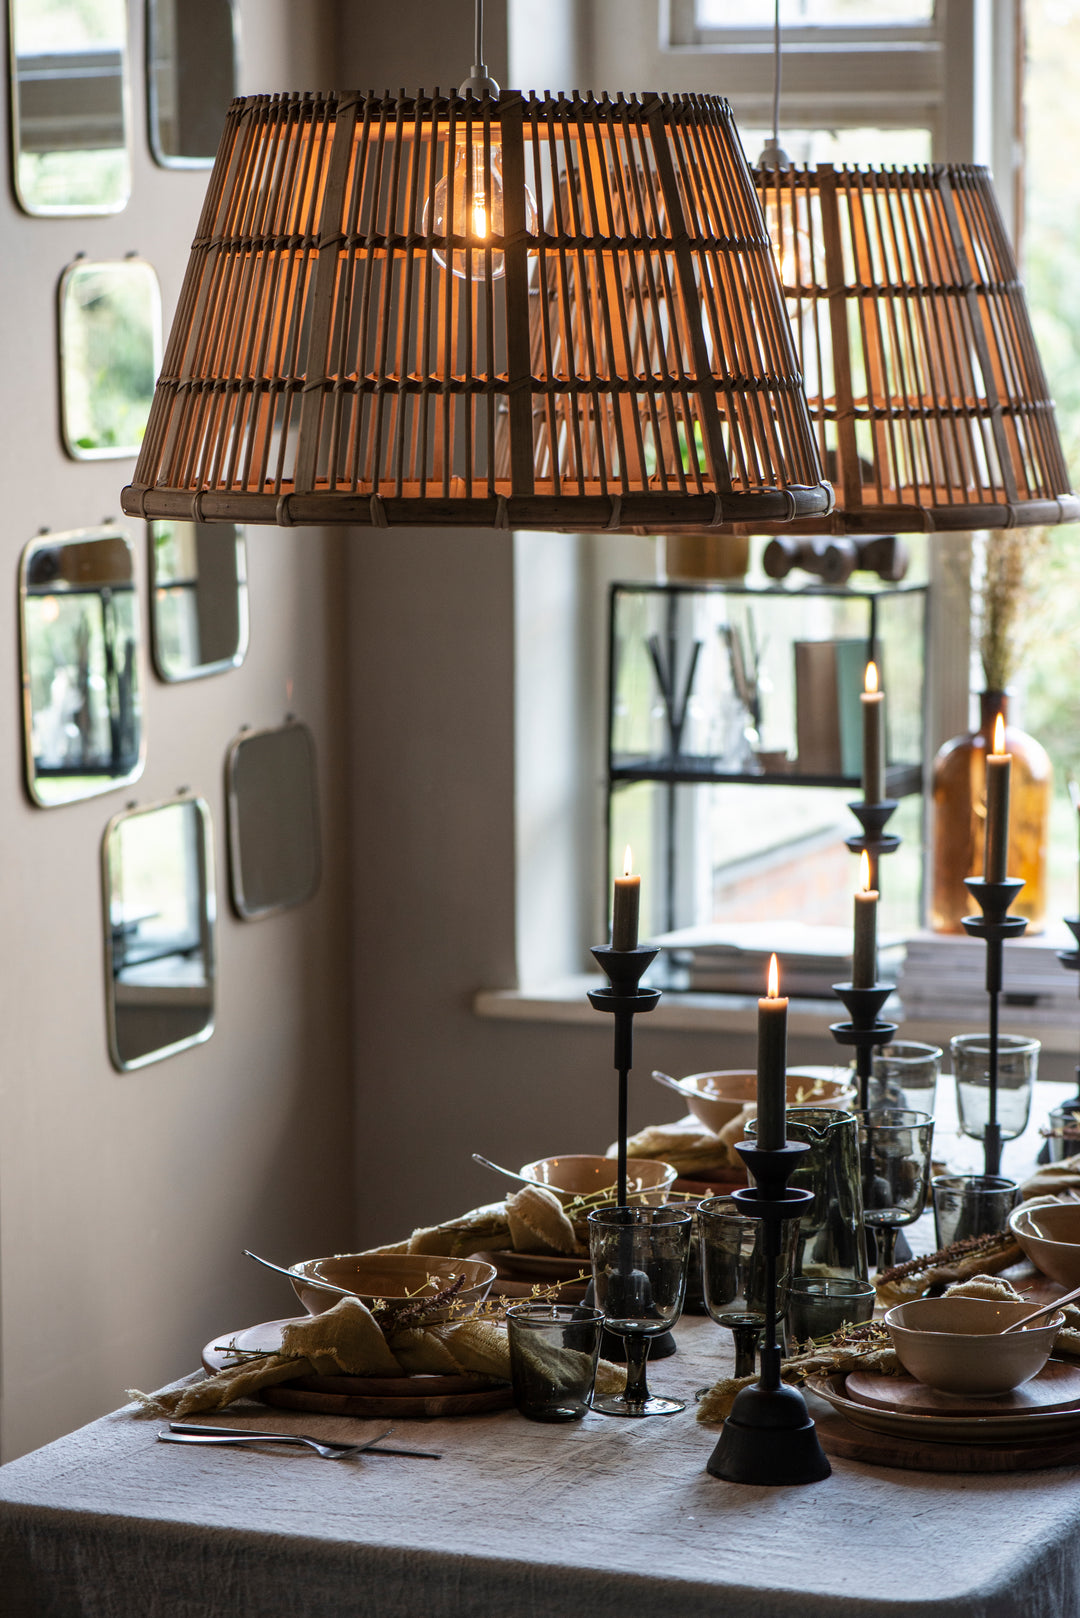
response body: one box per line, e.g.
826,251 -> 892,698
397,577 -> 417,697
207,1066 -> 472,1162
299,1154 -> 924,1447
622,845 -> 633,878
767,952 -> 780,999
992,712 -> 1006,755
864,660 -> 879,695
860,849 -> 872,892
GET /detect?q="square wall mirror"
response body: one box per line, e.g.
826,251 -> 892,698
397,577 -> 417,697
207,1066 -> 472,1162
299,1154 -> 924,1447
59,257 -> 162,460
103,795 -> 216,1070
148,0 -> 238,168
150,520 -> 249,681
20,527 -> 145,807
226,722 -> 321,919
10,0 -> 131,215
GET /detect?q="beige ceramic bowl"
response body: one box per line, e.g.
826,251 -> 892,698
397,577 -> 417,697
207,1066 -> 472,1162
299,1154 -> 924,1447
519,1153 -> 677,1206
885,1296 -> 1063,1395
1009,1201 -> 1080,1289
289,1252 -> 497,1317
653,1066 -> 852,1134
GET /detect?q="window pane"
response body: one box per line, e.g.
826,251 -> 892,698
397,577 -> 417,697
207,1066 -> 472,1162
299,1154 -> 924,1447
697,1 -> 933,25
737,126 -> 932,166
1019,0 -> 1080,921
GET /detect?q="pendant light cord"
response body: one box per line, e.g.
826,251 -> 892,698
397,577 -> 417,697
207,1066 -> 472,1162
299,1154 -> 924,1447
757,0 -> 789,170
460,0 -> 499,94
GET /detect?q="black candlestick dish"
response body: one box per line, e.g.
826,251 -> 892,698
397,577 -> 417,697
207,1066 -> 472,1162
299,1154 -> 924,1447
706,1140 -> 830,1486
961,877 -> 1027,1177
589,944 -> 661,1208
1058,917 -> 1080,1105
830,982 -> 897,1113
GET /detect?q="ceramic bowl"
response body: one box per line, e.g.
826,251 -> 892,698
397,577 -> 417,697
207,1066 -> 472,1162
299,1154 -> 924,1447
518,1154 -> 677,1206
289,1252 -> 497,1318
1009,1200 -> 1080,1289
884,1296 -> 1064,1395
652,1067 -> 852,1134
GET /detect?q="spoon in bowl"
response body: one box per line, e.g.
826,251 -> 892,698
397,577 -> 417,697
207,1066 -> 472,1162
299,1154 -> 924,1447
243,1250 -> 356,1298
1000,1279 -> 1080,1333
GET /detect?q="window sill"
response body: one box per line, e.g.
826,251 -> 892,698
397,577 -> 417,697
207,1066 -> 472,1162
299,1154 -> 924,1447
475,979 -> 1080,1055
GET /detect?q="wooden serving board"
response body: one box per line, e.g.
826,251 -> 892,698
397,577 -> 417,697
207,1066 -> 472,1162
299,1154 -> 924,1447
809,1396 -> 1080,1474
845,1360 -> 1080,1419
202,1321 -> 512,1419
262,1383 -> 514,1419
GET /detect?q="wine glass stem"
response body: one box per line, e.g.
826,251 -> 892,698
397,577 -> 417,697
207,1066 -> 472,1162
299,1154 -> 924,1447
875,1224 -> 899,1272
731,1323 -> 761,1380
622,1332 -> 652,1408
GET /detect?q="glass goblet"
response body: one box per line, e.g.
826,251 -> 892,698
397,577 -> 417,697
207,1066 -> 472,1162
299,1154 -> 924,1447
859,1107 -> 935,1273
587,1205 -> 692,1416
697,1195 -> 800,1378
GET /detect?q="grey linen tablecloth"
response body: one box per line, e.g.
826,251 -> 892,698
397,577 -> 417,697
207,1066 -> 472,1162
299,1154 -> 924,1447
1,1314 -> 1078,1618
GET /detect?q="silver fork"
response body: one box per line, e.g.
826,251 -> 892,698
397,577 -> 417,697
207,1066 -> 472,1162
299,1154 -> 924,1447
158,1422 -> 440,1460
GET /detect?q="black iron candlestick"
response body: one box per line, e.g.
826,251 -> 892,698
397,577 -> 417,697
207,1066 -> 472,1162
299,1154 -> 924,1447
845,798 -> 900,892
1058,917 -> 1080,1105
588,945 -> 661,1206
707,1140 -> 830,1485
961,876 -> 1027,1177
830,984 -> 897,1113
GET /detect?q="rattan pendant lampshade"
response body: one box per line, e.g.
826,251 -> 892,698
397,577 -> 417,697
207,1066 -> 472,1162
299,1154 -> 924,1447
120,89 -> 833,533
728,162 -> 1079,535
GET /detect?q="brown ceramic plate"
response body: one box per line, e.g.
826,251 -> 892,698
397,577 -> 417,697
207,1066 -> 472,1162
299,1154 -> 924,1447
845,1360 -> 1080,1418
810,1369 -> 1080,1444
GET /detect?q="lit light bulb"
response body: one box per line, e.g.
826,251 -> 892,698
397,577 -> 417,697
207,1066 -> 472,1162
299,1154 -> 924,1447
427,136 -> 536,282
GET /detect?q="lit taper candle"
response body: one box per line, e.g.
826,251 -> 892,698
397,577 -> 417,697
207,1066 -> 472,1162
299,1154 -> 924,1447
861,659 -> 885,805
756,953 -> 788,1152
984,713 -> 1012,884
852,850 -> 879,989
611,845 -> 641,951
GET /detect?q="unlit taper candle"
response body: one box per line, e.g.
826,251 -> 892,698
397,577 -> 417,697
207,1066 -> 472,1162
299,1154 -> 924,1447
612,845 -> 641,951
852,850 -> 879,989
984,713 -> 1012,884
861,659 -> 885,805
756,953 -> 788,1152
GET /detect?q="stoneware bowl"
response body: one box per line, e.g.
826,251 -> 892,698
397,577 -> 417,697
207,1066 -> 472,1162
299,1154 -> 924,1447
1009,1200 -> 1080,1289
884,1296 -> 1064,1395
289,1252 -> 497,1317
652,1067 -> 852,1134
519,1154 -> 677,1206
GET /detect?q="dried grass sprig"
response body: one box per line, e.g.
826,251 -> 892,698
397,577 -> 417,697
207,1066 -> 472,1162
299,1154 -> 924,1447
977,527 -> 1049,691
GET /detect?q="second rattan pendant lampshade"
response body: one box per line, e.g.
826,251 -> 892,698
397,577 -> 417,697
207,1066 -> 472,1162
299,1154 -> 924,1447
730,162 -> 1079,535
120,89 -> 832,533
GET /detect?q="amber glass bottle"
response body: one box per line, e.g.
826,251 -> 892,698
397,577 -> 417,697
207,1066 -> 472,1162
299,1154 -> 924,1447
930,691 -> 1052,933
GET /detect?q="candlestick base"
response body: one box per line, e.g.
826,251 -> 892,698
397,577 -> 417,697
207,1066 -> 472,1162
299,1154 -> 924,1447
707,1381 -> 832,1486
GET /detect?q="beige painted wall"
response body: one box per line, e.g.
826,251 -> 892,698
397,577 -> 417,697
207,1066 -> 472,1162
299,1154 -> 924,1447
0,0 -> 354,1460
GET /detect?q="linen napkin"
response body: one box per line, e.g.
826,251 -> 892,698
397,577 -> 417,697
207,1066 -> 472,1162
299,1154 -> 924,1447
129,1293 -> 625,1418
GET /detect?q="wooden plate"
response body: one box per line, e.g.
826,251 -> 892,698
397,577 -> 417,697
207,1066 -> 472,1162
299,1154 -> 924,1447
807,1390 -> 1080,1474
471,1251 -> 588,1281
809,1371 -> 1080,1444
845,1360 -> 1080,1419
202,1321 -> 511,1417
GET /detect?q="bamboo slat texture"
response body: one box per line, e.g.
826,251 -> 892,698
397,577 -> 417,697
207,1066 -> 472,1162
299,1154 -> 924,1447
730,163 -> 1079,534
120,89 -> 832,533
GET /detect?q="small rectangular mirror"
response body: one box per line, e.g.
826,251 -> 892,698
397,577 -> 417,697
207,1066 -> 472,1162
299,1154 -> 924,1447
150,520 -> 249,681
59,258 -> 162,460
20,527 -> 145,807
10,0 -> 131,215
147,0 -> 238,168
103,795 -> 216,1070
226,722 -> 321,919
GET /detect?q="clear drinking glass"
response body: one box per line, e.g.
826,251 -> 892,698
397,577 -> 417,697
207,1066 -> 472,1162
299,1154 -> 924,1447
587,1205 -> 692,1417
868,1041 -> 942,1113
859,1107 -> 935,1272
697,1195 -> 800,1378
1045,1105 -> 1080,1164
951,1033 -> 1039,1144
506,1303 -> 603,1422
786,1276 -> 876,1345
931,1174 -> 1019,1247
